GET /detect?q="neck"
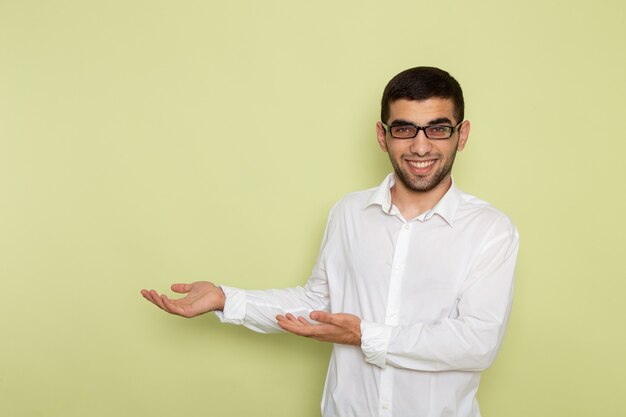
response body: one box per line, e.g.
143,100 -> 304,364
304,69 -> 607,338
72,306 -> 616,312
390,175 -> 452,220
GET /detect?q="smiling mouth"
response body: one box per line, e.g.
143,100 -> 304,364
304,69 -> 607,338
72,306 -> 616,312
407,160 -> 436,169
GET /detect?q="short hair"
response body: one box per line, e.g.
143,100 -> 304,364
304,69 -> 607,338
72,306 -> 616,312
380,67 -> 465,124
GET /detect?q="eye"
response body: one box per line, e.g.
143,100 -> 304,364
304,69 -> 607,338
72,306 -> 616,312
426,125 -> 452,138
390,125 -> 417,138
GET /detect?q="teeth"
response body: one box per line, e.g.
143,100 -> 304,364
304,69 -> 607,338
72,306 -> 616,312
408,160 -> 435,169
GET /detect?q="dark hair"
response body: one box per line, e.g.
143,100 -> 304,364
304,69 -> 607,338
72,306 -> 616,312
380,66 -> 464,123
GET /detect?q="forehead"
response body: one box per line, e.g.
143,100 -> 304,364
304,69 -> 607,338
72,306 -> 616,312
387,98 -> 456,124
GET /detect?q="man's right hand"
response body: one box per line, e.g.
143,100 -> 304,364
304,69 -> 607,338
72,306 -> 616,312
140,281 -> 225,318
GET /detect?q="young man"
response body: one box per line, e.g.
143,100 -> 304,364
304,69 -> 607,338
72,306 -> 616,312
142,66 -> 519,417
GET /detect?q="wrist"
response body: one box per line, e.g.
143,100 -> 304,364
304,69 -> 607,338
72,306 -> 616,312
216,285 -> 226,311
214,286 -> 246,324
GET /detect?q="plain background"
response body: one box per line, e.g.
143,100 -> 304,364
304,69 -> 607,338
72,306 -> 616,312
1,1 -> 625,416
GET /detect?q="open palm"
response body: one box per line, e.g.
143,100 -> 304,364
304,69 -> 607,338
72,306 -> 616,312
141,281 -> 225,318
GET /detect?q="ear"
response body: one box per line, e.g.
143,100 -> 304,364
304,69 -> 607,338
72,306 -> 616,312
376,122 -> 388,152
456,120 -> 470,151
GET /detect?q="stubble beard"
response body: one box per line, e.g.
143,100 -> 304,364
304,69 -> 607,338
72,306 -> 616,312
390,149 -> 458,193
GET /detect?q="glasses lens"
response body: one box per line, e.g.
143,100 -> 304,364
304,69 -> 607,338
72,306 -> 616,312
390,125 -> 417,138
424,126 -> 452,139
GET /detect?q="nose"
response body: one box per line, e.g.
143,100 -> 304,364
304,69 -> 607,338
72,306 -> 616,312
409,130 -> 432,156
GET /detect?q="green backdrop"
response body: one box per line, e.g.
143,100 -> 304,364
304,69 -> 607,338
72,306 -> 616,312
1,1 -> 625,416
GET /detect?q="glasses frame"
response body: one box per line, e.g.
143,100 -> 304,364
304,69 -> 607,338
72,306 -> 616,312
381,121 -> 464,140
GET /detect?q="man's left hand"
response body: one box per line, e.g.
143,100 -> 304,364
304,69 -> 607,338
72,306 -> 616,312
276,311 -> 361,346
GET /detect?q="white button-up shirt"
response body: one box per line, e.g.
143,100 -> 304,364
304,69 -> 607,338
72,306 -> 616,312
218,174 -> 519,417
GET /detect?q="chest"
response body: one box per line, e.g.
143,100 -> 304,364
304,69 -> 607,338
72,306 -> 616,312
323,212 -> 481,322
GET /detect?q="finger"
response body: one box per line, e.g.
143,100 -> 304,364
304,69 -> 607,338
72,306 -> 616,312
161,295 -> 186,317
142,289 -> 163,309
276,317 -> 289,328
286,313 -> 310,327
278,314 -> 306,330
285,313 -> 304,325
277,317 -> 299,332
279,320 -> 314,336
297,316 -> 311,326
149,290 -> 168,311
171,283 -> 191,294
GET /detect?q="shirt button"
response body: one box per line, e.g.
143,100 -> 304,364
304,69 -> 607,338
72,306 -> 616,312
393,264 -> 402,271
382,403 -> 390,410
403,223 -> 411,230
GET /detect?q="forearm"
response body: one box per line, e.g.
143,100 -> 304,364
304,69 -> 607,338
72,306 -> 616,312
361,316 -> 508,372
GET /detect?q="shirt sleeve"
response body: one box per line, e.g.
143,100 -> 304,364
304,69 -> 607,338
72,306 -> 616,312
361,216 -> 520,372
215,282 -> 330,333
214,208 -> 335,334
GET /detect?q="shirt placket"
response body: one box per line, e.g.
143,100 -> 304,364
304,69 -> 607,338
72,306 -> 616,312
378,220 -> 412,417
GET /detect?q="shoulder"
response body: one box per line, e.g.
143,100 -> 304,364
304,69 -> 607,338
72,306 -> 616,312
455,188 -> 519,240
330,185 -> 379,214
321,185 -> 383,235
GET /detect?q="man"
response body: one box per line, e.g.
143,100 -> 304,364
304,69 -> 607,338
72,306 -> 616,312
141,66 -> 519,417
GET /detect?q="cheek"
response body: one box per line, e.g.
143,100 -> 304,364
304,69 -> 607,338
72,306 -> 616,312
439,142 -> 457,155
387,141 -> 410,156
387,145 -> 404,160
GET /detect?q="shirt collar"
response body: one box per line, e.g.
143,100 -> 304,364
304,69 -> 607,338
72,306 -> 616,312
365,173 -> 461,226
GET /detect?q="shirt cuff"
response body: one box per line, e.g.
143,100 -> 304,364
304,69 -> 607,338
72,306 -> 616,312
360,320 -> 392,368
214,286 -> 246,324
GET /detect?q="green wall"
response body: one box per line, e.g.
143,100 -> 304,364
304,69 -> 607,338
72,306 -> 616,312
1,1 -> 625,416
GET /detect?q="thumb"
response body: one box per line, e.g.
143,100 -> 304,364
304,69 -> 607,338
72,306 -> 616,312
310,311 -> 332,323
171,283 -> 191,294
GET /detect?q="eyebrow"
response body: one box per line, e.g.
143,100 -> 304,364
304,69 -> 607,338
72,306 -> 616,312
389,117 -> 453,126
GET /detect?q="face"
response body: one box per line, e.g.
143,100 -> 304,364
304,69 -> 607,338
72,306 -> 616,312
376,98 -> 470,194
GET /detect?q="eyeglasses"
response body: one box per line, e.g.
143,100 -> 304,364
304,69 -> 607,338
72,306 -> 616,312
382,121 -> 463,140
